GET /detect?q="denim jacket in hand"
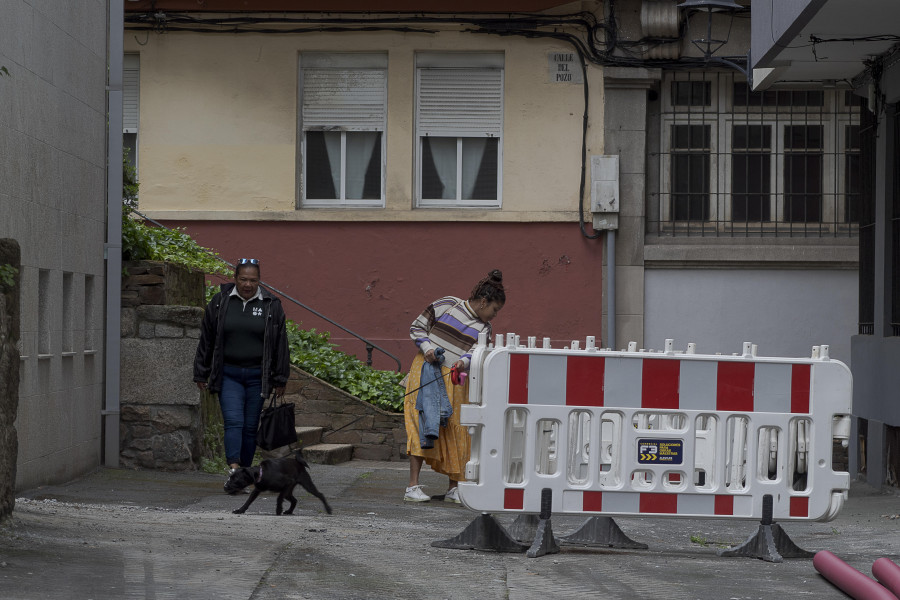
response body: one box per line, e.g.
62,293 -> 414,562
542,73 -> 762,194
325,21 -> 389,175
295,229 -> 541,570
414,348 -> 453,449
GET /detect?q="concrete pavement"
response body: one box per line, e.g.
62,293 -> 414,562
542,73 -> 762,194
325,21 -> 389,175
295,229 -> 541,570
2,461 -> 900,599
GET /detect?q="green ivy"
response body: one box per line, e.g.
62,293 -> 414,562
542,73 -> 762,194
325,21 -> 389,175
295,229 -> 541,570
286,321 -> 406,412
0,264 -> 17,290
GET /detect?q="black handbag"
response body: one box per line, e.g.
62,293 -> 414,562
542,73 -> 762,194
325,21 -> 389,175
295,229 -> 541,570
256,392 -> 298,451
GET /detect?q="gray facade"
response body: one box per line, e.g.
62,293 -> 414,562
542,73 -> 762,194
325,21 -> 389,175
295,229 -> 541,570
750,0 -> 900,487
602,3 -> 859,370
645,269 -> 857,363
0,1 -> 109,489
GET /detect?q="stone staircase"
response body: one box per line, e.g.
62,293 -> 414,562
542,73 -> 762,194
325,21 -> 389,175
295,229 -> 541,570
295,426 -> 354,465
260,426 -> 354,464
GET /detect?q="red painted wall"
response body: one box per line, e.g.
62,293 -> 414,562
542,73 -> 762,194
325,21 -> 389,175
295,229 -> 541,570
168,220 -> 605,372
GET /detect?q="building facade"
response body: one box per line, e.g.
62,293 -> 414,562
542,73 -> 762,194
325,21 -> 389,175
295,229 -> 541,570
125,2 -> 611,371
125,1 -> 858,416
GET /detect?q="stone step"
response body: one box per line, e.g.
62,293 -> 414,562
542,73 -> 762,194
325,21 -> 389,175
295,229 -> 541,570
258,426 -> 327,460
302,443 -> 354,465
296,426 -> 323,448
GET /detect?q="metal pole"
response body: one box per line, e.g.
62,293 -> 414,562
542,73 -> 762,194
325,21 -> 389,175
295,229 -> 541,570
103,0 -> 124,467
607,230 -> 616,350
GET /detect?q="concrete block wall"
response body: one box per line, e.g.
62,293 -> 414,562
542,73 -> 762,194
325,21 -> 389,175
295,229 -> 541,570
1,1 -> 110,491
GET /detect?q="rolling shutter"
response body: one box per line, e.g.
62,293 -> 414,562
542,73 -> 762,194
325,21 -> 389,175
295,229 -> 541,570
123,54 -> 139,133
416,68 -> 503,137
301,69 -> 386,131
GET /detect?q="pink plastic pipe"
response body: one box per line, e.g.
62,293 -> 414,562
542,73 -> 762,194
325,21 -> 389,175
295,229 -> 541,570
873,557 -> 900,598
813,551 -> 897,600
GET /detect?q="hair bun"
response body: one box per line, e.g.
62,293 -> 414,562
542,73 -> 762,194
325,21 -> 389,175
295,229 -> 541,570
470,269 -> 506,305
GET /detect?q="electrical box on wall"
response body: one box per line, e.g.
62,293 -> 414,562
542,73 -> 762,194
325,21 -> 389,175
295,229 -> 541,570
590,155 -> 619,231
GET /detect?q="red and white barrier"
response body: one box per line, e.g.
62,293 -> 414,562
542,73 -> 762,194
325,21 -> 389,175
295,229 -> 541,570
459,333 -> 853,523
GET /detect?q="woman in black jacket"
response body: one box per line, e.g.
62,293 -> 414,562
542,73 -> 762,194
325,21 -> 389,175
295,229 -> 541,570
193,258 -> 290,472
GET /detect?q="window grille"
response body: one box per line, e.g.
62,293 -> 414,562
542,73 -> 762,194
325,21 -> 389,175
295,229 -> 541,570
652,72 -> 863,237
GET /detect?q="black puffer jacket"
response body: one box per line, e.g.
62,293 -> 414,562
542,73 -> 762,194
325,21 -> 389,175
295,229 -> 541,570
193,283 -> 290,397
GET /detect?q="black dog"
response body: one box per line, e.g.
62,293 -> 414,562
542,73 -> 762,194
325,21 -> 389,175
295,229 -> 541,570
224,451 -> 332,516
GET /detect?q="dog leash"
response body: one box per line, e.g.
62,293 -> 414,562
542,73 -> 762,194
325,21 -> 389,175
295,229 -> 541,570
395,347 -> 469,402
397,370 -> 450,400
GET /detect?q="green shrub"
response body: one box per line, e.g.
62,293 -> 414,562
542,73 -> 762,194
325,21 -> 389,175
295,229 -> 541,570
0,264 -> 17,291
121,158 -> 231,281
286,321 -> 406,412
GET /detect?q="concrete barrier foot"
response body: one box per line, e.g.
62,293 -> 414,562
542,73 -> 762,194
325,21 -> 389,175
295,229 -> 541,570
526,517 -> 560,558
718,494 -> 814,563
558,516 -> 649,550
431,513 -> 529,553
717,522 -> 814,563
508,514 -> 540,542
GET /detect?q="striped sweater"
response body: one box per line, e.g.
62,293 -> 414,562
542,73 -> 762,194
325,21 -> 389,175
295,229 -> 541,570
409,296 -> 492,369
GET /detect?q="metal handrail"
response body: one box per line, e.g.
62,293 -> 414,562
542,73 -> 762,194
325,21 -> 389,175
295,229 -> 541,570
129,209 -> 403,371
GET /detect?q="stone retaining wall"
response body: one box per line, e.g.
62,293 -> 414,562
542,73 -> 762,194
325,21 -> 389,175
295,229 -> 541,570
119,259 -> 406,468
120,260 -> 207,470
287,369 -> 406,462
0,240 -> 21,522
122,260 -> 205,308
120,304 -> 205,470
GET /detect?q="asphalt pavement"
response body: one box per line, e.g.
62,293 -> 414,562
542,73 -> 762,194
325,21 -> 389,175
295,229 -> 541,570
2,461 -> 899,599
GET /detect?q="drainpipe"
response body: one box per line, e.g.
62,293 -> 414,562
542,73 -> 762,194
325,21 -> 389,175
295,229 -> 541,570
103,0 -> 124,467
607,230 -> 616,350
590,155 -> 619,350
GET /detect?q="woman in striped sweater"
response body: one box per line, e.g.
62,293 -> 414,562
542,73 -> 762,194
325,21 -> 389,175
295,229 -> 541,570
404,270 -> 506,503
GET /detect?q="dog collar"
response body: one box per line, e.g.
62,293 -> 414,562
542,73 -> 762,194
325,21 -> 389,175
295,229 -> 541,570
255,466 -> 263,483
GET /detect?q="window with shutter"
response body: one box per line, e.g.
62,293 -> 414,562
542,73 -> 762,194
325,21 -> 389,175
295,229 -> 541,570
300,53 -> 387,207
415,53 -> 504,208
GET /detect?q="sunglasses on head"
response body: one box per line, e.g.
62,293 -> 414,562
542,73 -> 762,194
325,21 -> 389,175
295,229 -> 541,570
237,258 -> 259,265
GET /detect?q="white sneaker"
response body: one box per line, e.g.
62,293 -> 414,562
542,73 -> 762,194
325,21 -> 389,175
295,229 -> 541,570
444,487 -> 461,504
404,485 -> 430,502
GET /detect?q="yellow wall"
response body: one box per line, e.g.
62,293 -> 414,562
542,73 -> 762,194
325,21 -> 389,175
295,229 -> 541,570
126,27 -> 604,222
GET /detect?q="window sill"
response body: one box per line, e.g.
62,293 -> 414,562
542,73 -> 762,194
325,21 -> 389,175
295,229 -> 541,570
139,208 -> 580,223
644,237 -> 858,269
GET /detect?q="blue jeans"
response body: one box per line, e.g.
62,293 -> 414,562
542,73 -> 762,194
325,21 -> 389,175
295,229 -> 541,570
219,364 -> 264,467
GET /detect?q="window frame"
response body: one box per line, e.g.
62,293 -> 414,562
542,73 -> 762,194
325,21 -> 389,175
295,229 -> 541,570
414,52 -> 504,208
298,53 -> 387,208
656,72 -> 858,236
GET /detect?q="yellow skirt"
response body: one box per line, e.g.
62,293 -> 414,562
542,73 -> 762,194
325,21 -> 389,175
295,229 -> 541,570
404,352 -> 471,482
